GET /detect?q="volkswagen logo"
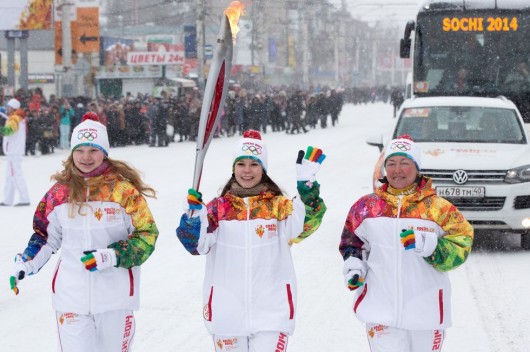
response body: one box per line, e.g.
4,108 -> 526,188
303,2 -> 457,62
452,170 -> 469,185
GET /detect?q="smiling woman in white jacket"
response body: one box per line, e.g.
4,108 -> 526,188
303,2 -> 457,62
10,113 -> 159,352
177,130 -> 326,352
340,135 -> 473,352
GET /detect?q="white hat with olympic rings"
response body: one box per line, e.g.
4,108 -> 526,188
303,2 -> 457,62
71,112 -> 110,156
384,134 -> 421,170
233,129 -> 268,172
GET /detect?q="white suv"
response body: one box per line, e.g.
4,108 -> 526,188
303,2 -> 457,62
367,96 -> 530,249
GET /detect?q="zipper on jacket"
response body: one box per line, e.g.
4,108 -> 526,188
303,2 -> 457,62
244,198 -> 252,334
395,195 -> 404,327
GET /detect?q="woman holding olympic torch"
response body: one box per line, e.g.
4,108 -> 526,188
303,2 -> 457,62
177,129 -> 326,351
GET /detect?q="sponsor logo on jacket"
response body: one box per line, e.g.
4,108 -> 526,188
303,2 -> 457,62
216,338 -> 239,350
416,226 -> 435,233
58,312 -> 78,325
105,206 -> 123,221
255,224 -> 278,239
256,225 -> 265,238
368,324 -> 388,338
94,208 -> 103,221
93,207 -> 123,221
266,224 -> 278,238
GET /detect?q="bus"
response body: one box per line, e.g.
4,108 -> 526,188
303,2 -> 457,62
400,0 -> 530,122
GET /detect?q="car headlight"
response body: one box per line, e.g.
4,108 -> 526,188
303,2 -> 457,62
505,165 -> 530,183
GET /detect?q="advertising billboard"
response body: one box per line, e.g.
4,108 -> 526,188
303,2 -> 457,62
0,0 -> 53,30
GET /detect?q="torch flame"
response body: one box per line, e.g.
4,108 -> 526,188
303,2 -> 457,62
224,1 -> 245,42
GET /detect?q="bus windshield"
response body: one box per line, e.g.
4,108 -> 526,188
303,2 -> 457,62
412,10 -> 530,121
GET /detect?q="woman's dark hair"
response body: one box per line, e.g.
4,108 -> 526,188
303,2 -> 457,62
220,172 -> 283,196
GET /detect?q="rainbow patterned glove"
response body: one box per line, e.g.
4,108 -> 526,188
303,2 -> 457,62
400,229 -> 438,257
81,249 -> 117,272
10,254 -> 34,295
187,189 -> 204,210
343,257 -> 366,291
296,146 -> 326,182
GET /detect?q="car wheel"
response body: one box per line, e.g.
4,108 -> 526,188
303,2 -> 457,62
521,232 -> 530,250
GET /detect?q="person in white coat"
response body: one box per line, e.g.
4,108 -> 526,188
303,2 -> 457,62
10,112 -> 159,352
0,98 -> 30,206
177,129 -> 327,352
340,135 -> 473,352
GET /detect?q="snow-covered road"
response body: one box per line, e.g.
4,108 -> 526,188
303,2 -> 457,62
1,102 -> 528,351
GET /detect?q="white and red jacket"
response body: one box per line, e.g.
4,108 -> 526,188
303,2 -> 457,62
21,168 -> 158,315
177,182 -> 326,336
1,111 -> 26,156
339,178 -> 473,330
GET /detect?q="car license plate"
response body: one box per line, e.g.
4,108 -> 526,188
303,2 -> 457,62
436,186 -> 485,198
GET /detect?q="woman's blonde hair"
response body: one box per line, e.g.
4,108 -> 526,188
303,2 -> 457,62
52,155 -> 156,216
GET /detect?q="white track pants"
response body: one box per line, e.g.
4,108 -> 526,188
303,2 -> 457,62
55,310 -> 135,352
366,324 -> 445,352
2,155 -> 29,205
213,332 -> 288,352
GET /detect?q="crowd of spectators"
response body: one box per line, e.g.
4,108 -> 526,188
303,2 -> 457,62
0,84 -> 402,157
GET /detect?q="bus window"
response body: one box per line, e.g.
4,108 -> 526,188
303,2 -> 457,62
406,5 -> 530,121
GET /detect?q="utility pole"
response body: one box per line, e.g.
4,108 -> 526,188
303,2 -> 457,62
60,0 -> 75,97
334,22 -> 339,83
6,35 -> 16,90
301,1 -> 310,87
19,36 -> 28,90
250,3 -> 255,66
196,0 -> 205,89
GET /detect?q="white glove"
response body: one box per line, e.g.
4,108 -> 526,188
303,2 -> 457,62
400,229 -> 438,257
80,249 -> 117,272
10,254 -> 35,295
343,256 -> 366,291
296,146 -> 326,182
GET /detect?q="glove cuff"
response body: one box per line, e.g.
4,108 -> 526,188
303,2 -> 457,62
109,249 -> 118,267
343,256 -> 366,276
415,232 -> 438,257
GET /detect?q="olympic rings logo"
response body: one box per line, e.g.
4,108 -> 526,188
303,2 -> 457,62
242,144 -> 262,155
78,131 -> 97,141
390,141 -> 411,151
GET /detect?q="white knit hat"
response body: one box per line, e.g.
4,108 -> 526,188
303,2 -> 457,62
71,112 -> 110,156
7,99 -> 21,110
233,129 -> 268,171
384,134 -> 421,170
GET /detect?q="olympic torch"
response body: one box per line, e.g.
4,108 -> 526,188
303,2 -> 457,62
192,11 -> 237,192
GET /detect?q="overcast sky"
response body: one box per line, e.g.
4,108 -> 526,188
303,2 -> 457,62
333,0 -> 421,26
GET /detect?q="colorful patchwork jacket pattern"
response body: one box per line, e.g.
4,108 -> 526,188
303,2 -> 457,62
20,168 -> 158,314
177,181 -> 326,336
339,177 -> 473,330
1,111 -> 26,156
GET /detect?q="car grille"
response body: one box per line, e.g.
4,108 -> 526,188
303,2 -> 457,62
422,169 -> 506,182
514,195 -> 530,209
443,197 -> 506,211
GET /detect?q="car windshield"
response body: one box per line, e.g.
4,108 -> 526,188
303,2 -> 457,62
394,106 -> 526,144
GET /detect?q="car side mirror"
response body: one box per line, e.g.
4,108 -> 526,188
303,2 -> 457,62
366,134 -> 384,152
